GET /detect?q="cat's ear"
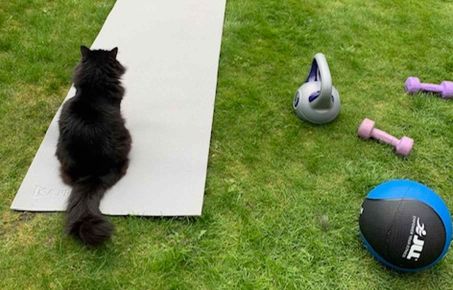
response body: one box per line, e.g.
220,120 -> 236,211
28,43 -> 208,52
110,47 -> 118,59
80,45 -> 90,58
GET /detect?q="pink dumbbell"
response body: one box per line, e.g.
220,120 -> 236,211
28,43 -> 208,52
405,77 -> 453,99
358,118 -> 414,157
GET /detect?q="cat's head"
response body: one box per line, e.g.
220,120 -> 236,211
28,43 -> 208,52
74,45 -> 126,86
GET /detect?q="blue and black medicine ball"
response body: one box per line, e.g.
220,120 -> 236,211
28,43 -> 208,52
359,179 -> 452,272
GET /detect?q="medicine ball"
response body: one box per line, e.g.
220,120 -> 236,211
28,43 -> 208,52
359,179 -> 452,272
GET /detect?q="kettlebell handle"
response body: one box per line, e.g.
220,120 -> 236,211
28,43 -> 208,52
305,53 -> 333,109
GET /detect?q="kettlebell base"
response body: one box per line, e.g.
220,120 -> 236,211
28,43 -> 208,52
294,107 -> 340,124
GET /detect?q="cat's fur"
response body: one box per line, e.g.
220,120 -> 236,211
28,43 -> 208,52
56,46 -> 131,247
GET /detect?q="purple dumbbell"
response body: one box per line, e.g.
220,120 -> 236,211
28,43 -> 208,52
405,77 -> 453,99
358,118 -> 414,157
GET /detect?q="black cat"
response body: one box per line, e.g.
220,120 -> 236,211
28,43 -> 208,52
56,46 -> 131,246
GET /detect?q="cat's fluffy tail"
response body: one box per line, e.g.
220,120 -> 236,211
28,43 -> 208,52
66,178 -> 113,247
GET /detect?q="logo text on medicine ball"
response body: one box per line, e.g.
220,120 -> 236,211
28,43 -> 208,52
404,217 -> 426,261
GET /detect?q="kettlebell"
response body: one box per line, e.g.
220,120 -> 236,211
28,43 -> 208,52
293,53 -> 341,124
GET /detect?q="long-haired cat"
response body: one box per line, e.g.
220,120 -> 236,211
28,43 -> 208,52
56,45 -> 131,246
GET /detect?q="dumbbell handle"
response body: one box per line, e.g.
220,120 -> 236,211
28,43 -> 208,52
370,128 -> 399,146
419,83 -> 443,93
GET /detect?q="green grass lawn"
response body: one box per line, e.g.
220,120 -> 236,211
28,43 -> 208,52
1,0 -> 453,289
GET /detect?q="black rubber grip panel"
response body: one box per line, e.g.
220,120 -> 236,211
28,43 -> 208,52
360,198 -> 446,269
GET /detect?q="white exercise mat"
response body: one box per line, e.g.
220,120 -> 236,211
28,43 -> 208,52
11,0 -> 226,216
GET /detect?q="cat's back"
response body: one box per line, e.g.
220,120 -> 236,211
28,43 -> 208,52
60,96 -> 119,151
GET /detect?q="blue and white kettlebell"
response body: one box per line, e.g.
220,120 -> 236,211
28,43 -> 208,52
293,53 -> 341,124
